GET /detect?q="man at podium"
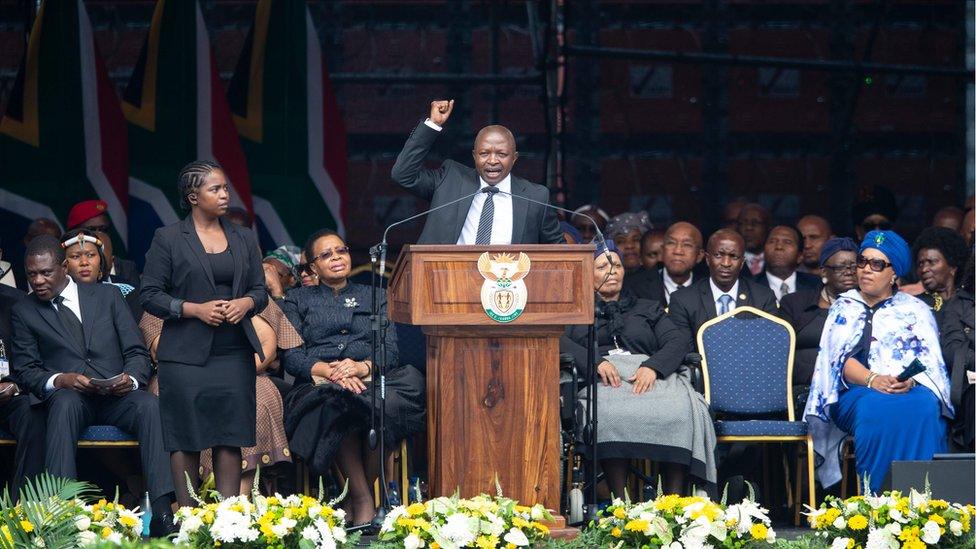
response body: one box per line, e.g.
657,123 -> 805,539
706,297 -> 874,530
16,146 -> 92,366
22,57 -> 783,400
391,100 -> 563,245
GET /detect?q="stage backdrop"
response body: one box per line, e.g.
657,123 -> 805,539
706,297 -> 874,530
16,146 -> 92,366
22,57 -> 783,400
0,0 -> 128,266
227,0 -> 348,250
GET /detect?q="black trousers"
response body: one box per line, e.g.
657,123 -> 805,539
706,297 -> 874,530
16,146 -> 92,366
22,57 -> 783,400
0,395 -> 46,501
44,389 -> 174,501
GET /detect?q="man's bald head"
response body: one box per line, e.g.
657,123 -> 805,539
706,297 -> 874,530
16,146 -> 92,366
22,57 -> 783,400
707,228 -> 745,253
475,125 -> 517,150
472,124 -> 519,185
666,221 -> 703,248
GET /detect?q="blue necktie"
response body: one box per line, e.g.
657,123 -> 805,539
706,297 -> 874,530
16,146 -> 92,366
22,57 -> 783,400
475,187 -> 499,245
718,294 -> 734,315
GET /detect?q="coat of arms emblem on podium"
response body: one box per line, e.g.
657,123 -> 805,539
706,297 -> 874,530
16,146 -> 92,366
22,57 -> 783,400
477,252 -> 531,323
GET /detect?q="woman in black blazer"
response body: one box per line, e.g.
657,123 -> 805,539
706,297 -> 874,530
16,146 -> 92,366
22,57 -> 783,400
140,160 -> 267,506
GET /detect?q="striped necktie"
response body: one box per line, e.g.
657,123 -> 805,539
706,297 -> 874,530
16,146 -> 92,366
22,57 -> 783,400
475,186 -> 499,245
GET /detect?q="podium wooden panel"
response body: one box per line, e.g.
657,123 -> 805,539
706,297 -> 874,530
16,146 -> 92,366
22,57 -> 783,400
388,245 -> 594,512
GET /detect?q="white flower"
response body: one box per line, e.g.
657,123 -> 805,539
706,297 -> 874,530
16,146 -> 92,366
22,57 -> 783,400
921,520 -> 942,544
889,508 -> 906,523
381,505 -> 408,533
909,488 -> 929,508
180,514 -> 203,534
830,537 -> 852,549
271,523 -> 290,538
308,505 -> 322,517
884,522 -> 901,536
117,509 -> 143,534
832,516 -> 847,529
333,508 -> 346,522
865,528 -> 898,549
950,520 -> 963,536
530,505 -> 546,521
404,532 -> 426,549
663,543 -> 683,549
75,515 -> 91,531
344,298 -> 358,308
846,502 -> 863,513
440,513 -> 477,547
301,525 -> 320,541
105,531 -> 122,545
765,528 -> 777,543
331,525 -> 347,543
503,527 -> 530,546
76,530 -> 98,546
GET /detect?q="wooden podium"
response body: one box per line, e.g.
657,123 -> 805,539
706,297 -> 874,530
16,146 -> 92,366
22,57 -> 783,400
388,244 -> 594,513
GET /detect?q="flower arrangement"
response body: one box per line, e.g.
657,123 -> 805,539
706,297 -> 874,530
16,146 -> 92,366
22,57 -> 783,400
173,492 -> 356,548
0,475 -> 142,549
375,493 -> 555,548
805,484 -> 975,549
73,498 -> 145,545
588,492 -> 777,548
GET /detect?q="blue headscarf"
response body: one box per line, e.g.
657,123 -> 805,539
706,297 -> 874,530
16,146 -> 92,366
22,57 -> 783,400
859,230 -> 911,277
596,238 -> 620,259
818,237 -> 857,267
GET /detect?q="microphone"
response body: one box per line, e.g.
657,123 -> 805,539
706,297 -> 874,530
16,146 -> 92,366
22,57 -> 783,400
492,189 -> 614,261
373,188 -> 485,274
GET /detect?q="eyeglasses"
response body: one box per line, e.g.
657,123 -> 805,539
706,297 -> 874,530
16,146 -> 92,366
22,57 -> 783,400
856,255 -> 892,273
311,246 -> 350,263
823,262 -> 857,274
82,224 -> 111,234
861,220 -> 893,232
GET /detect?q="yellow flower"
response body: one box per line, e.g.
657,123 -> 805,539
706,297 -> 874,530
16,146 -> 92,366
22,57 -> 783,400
899,526 -> 920,542
203,511 -> 215,525
430,543 -> 440,549
655,495 -> 681,512
902,540 -> 926,549
845,539 -> 854,549
118,515 -> 137,528
750,523 -> 768,540
475,535 -> 498,548
92,510 -> 105,522
928,513 -> 946,526
512,516 -> 530,529
847,515 -> 868,530
531,521 -> 550,535
19,520 -> 33,533
612,507 -> 627,519
930,500 -> 949,510
611,527 -> 622,538
624,519 -> 649,533
101,526 -> 113,539
407,502 -> 426,516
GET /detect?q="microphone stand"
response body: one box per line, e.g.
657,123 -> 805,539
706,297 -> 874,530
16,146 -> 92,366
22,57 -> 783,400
367,242 -> 390,529
366,189 -> 484,530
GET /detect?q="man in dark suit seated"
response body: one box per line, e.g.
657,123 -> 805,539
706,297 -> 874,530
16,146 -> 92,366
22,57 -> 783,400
753,226 -> 821,305
391,99 -> 563,245
625,222 -> 706,306
0,283 -> 45,501
9,236 -> 175,534
668,229 -> 778,352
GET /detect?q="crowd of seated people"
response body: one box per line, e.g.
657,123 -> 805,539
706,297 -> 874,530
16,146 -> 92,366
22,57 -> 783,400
0,172 -> 972,529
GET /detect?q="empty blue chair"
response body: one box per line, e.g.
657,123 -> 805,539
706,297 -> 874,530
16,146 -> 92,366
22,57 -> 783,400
697,306 -> 815,522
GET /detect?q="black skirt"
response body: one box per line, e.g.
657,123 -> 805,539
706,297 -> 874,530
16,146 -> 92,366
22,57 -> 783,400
158,346 -> 257,452
284,365 -> 426,475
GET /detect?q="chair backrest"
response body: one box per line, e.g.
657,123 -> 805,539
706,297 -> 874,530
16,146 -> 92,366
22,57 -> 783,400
697,306 -> 797,419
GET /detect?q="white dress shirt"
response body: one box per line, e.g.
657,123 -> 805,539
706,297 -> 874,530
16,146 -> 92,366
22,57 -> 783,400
46,277 -> 137,391
765,270 -> 797,303
456,176 -> 514,245
425,118 -> 515,245
662,269 -> 693,304
709,278 -> 740,315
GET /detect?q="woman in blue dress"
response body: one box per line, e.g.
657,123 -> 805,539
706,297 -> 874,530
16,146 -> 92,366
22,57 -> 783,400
804,230 -> 953,494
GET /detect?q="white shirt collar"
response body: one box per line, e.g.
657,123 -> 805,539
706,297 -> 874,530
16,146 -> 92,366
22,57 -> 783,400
765,270 -> 797,301
662,269 -> 692,303
709,277 -> 739,304
57,276 -> 79,305
479,174 -> 512,194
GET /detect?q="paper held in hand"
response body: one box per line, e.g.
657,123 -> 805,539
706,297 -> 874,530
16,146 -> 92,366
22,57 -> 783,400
89,373 -> 124,389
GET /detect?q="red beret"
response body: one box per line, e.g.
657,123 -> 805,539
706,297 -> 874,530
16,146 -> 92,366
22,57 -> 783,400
67,199 -> 109,229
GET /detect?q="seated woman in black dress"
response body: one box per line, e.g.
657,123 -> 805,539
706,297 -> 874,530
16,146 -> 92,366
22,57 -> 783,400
282,230 -> 425,526
779,237 -> 858,404
910,226 -> 969,326
562,241 -> 716,496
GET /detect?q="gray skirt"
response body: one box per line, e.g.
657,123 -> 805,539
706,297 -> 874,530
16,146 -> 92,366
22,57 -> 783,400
581,353 -> 717,486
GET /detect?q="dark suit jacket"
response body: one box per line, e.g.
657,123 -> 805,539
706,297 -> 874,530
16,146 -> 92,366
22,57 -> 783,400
391,122 -> 563,245
667,276 -> 778,352
112,258 -> 140,287
754,270 -> 821,299
140,216 -> 268,366
10,281 -> 151,402
624,263 -> 708,304
0,284 -> 25,346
